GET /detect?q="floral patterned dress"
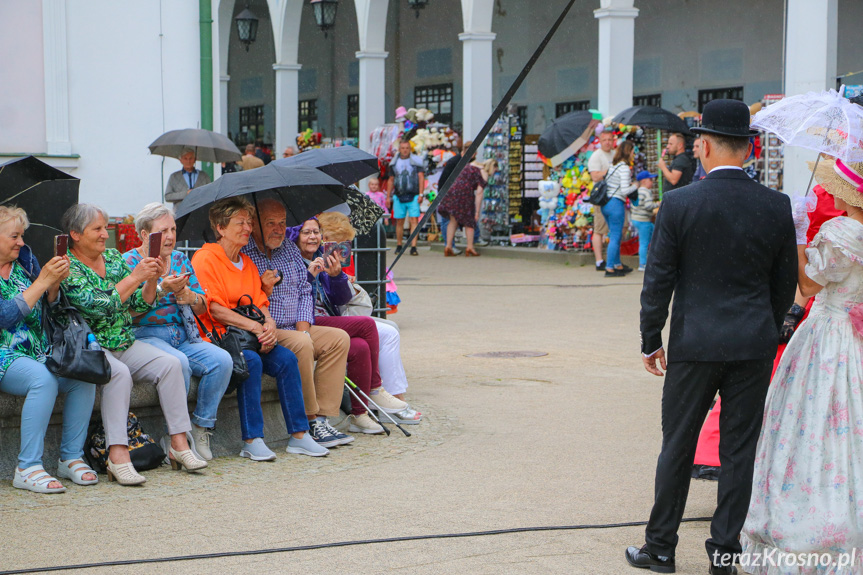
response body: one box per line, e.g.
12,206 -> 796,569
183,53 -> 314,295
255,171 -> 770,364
741,217 -> 863,574
0,263 -> 50,380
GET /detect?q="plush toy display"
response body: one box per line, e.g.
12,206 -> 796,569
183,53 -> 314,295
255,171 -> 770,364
296,128 -> 322,151
537,180 -> 560,223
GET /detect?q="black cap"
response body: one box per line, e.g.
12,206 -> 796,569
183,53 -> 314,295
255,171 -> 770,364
691,99 -> 759,138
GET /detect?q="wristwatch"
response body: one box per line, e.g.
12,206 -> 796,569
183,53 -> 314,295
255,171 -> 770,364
301,330 -> 311,337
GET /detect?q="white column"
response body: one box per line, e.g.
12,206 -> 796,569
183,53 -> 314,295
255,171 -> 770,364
273,64 -> 301,156
356,51 -> 388,153
594,1 -> 638,117
42,0 -> 72,155
459,32 -> 496,143
783,0 -> 838,194
219,75 -> 230,137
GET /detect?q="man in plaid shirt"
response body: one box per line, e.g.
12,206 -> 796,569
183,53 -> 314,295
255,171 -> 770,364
242,199 -> 353,448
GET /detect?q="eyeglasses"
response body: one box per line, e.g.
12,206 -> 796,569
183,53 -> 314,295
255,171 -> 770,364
300,229 -> 322,237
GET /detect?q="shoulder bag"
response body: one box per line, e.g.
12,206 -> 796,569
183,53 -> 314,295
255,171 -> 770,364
192,294 -> 266,394
41,288 -> 112,385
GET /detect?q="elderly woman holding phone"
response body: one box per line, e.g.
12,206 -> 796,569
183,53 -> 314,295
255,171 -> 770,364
0,206 -> 97,493
61,204 -> 206,485
123,203 -> 232,461
191,197 -> 326,460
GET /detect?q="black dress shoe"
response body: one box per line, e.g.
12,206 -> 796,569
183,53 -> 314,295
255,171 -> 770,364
625,545 -> 675,573
709,565 -> 737,575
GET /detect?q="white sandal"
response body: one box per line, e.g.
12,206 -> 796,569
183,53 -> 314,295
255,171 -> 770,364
57,459 -> 99,486
13,465 -> 67,494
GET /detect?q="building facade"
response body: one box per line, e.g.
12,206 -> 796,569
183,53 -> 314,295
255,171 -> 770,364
1,0 -> 861,214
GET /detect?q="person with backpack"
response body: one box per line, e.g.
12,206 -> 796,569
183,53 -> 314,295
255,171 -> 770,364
601,140 -> 638,277
386,140 -> 425,256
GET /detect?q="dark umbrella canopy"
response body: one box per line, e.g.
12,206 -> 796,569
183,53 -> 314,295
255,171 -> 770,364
273,146 -> 379,185
0,156 -> 79,264
149,128 -> 242,163
538,110 -> 602,167
611,106 -> 691,134
174,164 -> 348,241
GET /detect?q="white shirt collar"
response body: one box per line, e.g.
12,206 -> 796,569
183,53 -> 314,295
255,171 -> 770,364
708,165 -> 744,173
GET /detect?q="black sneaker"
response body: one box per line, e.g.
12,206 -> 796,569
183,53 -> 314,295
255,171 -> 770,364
605,269 -> 626,277
595,261 -> 606,271
618,264 -> 633,273
309,419 -> 342,448
410,246 -> 419,256
394,245 -> 403,253
323,419 -> 354,446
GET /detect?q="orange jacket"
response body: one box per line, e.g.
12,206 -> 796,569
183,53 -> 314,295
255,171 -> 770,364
191,242 -> 269,338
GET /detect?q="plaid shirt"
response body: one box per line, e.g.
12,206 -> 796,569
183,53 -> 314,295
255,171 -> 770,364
242,240 -> 315,329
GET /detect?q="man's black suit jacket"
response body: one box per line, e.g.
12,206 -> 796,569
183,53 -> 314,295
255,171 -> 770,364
640,168 -> 798,362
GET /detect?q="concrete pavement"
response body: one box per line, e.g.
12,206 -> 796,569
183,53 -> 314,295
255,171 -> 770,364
0,245 -> 721,575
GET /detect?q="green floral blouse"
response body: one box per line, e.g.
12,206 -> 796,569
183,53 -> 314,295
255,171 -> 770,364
0,263 -> 50,380
63,249 -> 152,352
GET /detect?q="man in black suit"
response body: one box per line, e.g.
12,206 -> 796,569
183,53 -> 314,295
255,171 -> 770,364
625,100 -> 797,575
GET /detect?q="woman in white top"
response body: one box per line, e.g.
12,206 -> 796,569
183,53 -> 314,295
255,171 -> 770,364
600,140 -> 638,277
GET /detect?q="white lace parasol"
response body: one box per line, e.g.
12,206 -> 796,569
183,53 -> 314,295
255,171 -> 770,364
751,87 -> 863,163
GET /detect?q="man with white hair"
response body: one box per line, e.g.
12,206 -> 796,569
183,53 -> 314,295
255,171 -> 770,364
165,148 -> 211,208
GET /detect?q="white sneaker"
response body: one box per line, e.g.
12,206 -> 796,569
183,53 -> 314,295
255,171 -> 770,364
368,387 -> 408,413
348,413 -> 385,434
637,266 -> 646,272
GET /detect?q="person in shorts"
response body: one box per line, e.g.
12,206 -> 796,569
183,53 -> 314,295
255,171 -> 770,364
386,140 -> 425,256
587,131 -> 615,271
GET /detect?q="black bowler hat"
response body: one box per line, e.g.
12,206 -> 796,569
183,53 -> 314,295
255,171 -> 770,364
691,99 -> 759,138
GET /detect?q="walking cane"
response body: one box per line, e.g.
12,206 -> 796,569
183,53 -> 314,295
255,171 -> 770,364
343,382 -> 390,436
346,377 -> 412,437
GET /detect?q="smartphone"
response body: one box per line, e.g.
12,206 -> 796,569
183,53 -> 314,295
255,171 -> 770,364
148,232 -> 163,258
321,241 -> 352,266
54,234 -> 69,258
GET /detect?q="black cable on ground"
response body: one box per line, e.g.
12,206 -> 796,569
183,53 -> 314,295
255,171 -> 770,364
0,517 -> 713,574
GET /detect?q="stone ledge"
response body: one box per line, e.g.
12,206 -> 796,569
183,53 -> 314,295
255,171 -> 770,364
0,376 -> 297,479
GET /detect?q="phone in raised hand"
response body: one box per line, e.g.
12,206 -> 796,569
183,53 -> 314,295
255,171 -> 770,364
148,232 -> 163,258
54,234 -> 69,258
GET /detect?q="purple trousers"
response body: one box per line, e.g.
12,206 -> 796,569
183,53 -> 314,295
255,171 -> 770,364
314,315 -> 381,414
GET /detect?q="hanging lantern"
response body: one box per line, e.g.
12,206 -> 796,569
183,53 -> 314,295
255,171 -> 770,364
235,6 -> 259,52
309,0 -> 338,36
407,0 -> 429,18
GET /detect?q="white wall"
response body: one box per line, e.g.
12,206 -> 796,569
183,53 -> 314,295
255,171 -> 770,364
0,2 -> 47,154
0,2 -> 202,216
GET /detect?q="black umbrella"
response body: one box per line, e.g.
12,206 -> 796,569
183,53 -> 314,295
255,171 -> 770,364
149,128 -> 242,163
538,110 -> 602,167
273,146 -> 379,185
174,164 -> 348,241
611,106 -> 691,134
0,156 -> 79,264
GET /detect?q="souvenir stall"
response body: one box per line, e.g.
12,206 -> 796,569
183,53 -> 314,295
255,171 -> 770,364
480,116 -> 514,242
757,95 -> 785,192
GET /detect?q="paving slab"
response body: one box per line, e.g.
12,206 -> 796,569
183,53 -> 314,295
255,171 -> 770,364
0,245 -> 719,575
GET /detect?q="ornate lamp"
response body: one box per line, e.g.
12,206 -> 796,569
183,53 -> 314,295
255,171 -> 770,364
235,5 -> 259,51
309,0 -> 338,36
407,0 -> 429,18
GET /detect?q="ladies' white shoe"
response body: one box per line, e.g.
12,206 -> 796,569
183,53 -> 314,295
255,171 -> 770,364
348,413 -> 385,435
368,387 -> 407,413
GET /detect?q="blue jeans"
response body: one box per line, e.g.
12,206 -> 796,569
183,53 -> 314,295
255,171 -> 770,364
632,220 -> 654,268
135,325 -> 232,428
601,198 -> 626,269
0,357 -> 95,469
238,347 -> 308,441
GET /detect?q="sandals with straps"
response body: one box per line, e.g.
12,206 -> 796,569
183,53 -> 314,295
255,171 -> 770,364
57,459 -> 99,485
13,465 -> 67,494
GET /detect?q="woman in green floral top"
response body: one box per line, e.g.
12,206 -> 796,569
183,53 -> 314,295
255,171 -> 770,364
0,206 -> 98,494
61,204 -> 206,485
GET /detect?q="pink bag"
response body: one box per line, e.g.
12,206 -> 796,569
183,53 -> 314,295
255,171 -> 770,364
849,303 -> 863,338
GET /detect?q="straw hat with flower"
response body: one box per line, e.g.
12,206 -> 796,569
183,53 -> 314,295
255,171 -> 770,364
810,158 -> 863,209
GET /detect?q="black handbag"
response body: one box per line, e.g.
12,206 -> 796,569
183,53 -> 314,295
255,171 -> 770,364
41,289 -> 112,385
588,164 -> 623,207
191,295 -> 266,394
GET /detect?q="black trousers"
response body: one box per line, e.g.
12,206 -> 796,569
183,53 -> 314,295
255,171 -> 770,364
644,359 -> 773,562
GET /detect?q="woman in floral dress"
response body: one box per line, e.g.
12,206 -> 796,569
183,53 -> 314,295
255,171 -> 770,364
741,160 -> 863,574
